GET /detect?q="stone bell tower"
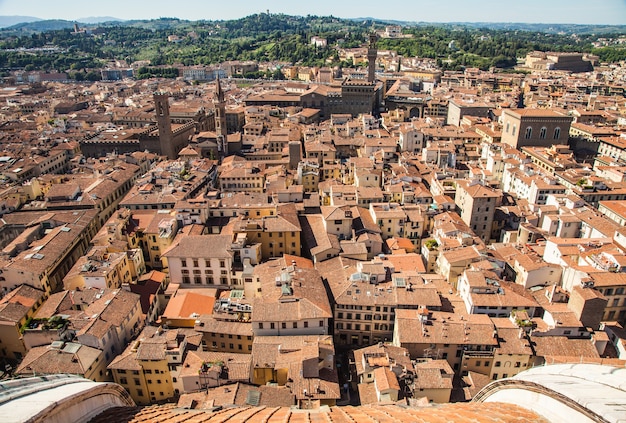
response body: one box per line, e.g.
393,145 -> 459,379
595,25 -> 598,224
214,76 -> 228,156
154,92 -> 176,159
367,33 -> 378,83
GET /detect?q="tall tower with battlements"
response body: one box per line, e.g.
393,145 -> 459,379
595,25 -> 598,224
367,33 -> 378,83
154,93 -> 176,159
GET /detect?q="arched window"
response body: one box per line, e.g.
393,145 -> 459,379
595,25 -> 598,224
554,127 -> 561,139
540,127 -> 547,139
525,127 -> 532,139
505,122 -> 510,133
512,125 -> 517,136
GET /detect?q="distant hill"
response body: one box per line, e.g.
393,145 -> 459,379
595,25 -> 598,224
0,17 -> 191,34
1,12 -> 625,74
444,22 -> 626,35
121,17 -> 192,31
0,15 -> 42,28
351,17 -> 410,25
1,14 -> 625,35
4,19 -> 78,32
352,18 -> 626,35
77,16 -> 125,24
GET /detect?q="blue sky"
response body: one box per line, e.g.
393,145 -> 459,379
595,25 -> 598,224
0,0 -> 625,24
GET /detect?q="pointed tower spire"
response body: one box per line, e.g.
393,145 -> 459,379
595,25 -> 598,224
215,75 -> 224,103
214,75 -> 228,156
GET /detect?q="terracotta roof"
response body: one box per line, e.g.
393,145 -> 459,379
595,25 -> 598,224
177,382 -> 295,409
251,335 -> 339,401
353,344 -> 413,377
108,326 -> 203,370
461,371 -> 492,401
180,350 -> 251,383
89,402 -> 548,422
162,291 -> 216,320
301,215 -> 340,258
530,336 -> 600,361
0,285 -> 43,322
16,343 -> 102,376
395,310 -> 498,346
163,234 -> 233,258
491,319 -> 534,356
505,108 -> 569,118
413,360 -> 454,390
373,367 -> 400,391
252,262 -> 332,321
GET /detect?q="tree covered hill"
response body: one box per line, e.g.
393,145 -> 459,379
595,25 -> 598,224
0,13 -> 624,77
3,19 -> 78,32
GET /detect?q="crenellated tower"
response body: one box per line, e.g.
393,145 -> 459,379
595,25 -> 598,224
367,33 -> 378,83
154,92 -> 176,159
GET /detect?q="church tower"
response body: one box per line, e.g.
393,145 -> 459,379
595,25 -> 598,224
154,92 -> 176,159
367,33 -> 378,83
214,76 -> 228,156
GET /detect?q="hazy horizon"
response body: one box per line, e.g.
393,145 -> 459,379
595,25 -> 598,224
0,0 -> 625,25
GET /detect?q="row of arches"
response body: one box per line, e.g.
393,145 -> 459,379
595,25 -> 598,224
524,126 -> 561,140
